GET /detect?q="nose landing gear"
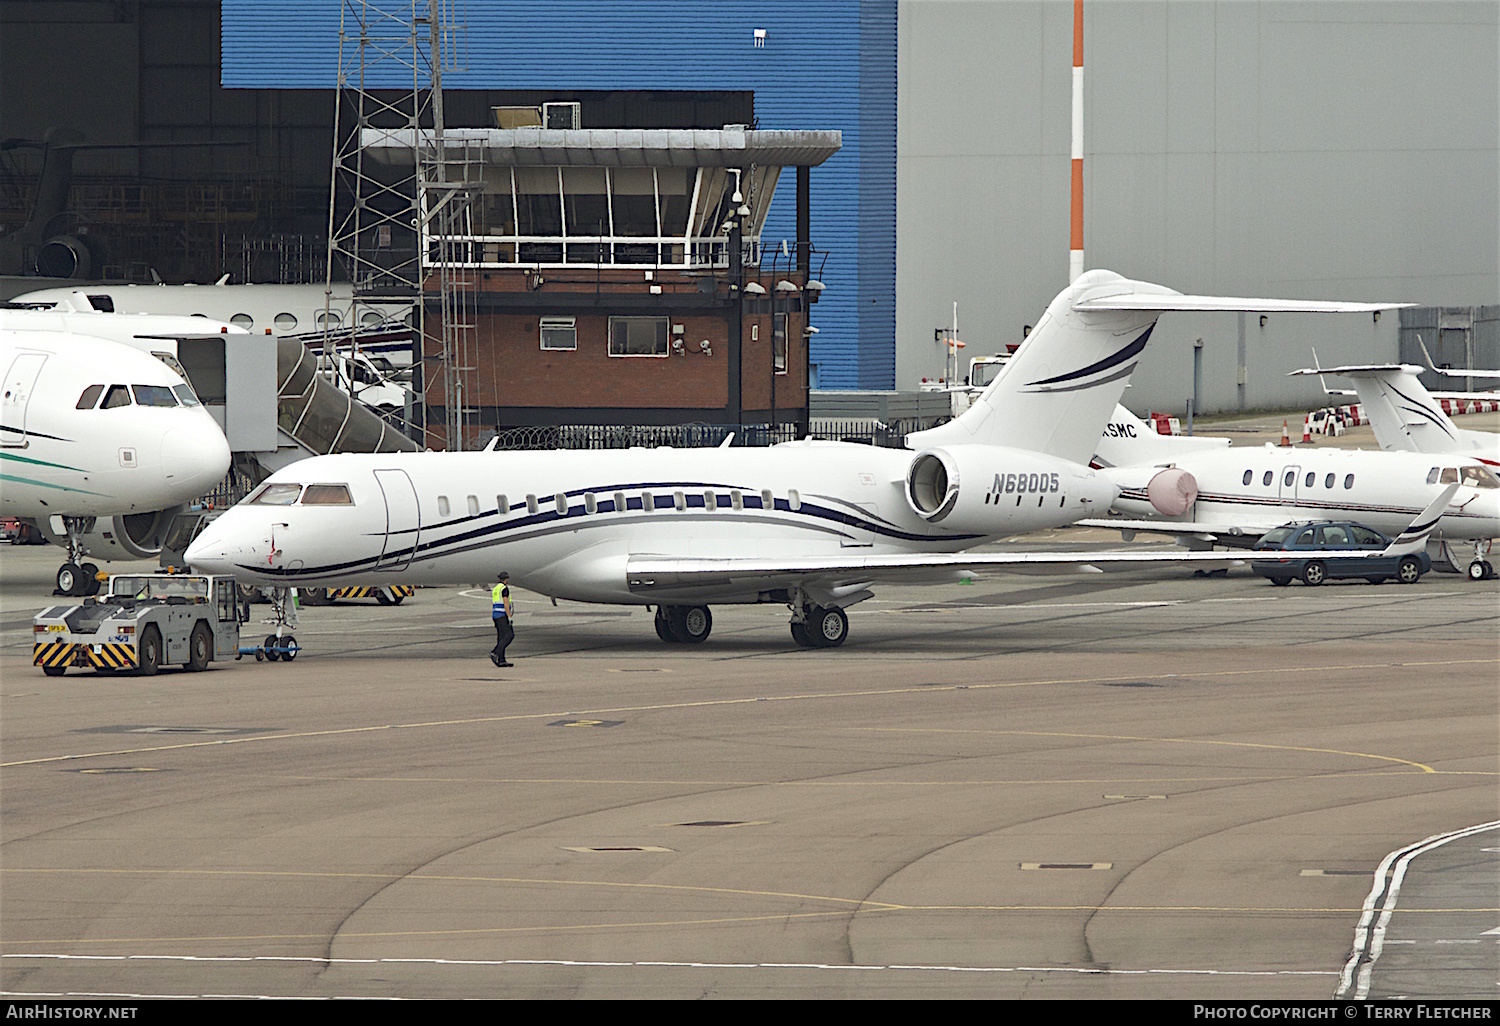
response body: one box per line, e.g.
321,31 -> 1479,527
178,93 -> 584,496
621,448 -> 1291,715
54,517 -> 102,597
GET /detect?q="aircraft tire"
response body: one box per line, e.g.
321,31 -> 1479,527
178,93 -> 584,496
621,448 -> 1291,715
654,607 -> 678,643
301,588 -> 331,606
669,605 -> 712,644
1301,562 -> 1326,587
137,626 -> 162,676
186,622 -> 212,671
1469,560 -> 1488,581
1398,557 -> 1423,585
1486,561 -> 1496,579
790,621 -> 814,647
56,562 -> 82,596
263,634 -> 280,662
280,635 -> 298,661
81,563 -> 101,595
811,606 -> 848,648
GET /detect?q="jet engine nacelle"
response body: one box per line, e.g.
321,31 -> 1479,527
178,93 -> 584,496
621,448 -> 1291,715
904,445 -> 1115,534
39,507 -> 185,561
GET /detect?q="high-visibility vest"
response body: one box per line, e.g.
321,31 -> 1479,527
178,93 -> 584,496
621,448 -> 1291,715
492,583 -> 509,620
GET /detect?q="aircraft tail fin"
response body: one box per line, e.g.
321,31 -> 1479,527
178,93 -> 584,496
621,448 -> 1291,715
906,270 -> 1404,466
1291,361 -> 1461,453
1382,483 -> 1459,556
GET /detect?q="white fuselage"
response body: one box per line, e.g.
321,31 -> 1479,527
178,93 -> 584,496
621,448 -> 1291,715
185,444 -> 1118,603
1106,445 -> 1500,541
1,328 -> 231,519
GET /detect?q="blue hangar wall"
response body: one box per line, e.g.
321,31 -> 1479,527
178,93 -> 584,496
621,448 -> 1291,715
220,0 -> 897,391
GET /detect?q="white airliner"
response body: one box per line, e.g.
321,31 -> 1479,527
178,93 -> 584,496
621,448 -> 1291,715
2,328 -> 232,594
183,270 -> 1420,647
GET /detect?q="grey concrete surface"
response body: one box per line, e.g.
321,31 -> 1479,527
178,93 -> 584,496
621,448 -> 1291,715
1,538 -> 1495,999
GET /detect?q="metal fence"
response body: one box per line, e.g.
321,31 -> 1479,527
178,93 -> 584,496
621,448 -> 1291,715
485,418 -> 938,451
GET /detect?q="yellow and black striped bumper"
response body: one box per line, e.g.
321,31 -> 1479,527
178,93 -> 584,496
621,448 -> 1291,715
33,641 -> 138,670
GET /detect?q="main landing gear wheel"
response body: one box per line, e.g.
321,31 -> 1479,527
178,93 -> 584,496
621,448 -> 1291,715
1301,561 -> 1327,587
654,606 -> 677,643
1468,560 -> 1495,581
811,606 -> 848,648
790,621 -> 813,647
81,563 -> 100,595
668,605 -> 712,644
56,562 -> 83,596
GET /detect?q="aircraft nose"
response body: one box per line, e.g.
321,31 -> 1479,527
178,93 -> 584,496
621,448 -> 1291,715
161,421 -> 232,492
184,515 -> 237,574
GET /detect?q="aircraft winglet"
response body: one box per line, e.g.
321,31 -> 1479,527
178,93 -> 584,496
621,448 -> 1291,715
1382,483 -> 1460,556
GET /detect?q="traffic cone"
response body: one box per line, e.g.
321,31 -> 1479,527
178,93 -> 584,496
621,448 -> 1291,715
1301,416 -> 1312,444
1280,420 -> 1290,446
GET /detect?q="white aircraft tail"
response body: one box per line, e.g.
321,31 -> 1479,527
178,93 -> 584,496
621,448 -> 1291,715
1291,361 -> 1462,454
1383,483 -> 1460,556
907,270 -> 1400,466
1091,405 -> 1231,468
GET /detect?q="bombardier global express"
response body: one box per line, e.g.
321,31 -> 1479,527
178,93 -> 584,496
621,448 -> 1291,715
185,270 -> 1410,647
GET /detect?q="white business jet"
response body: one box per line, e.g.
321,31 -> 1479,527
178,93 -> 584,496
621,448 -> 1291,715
2,328 -> 232,594
185,270 -> 1404,647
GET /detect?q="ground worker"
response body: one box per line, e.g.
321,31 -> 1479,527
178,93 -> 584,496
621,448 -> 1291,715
490,572 -> 514,667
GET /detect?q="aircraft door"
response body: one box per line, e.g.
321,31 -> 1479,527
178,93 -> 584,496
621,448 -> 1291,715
373,468 -> 422,570
1,353 -> 47,448
1278,465 -> 1301,505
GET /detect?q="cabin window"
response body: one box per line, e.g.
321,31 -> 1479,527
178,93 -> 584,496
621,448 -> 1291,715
467,495 -> 480,516
788,489 -> 802,511
250,482 -> 302,506
437,496 -> 450,516
1344,474 -> 1355,489
1439,467 -> 1459,485
704,490 -> 717,511
607,316 -> 669,357
496,494 -> 509,516
761,489 -> 775,509
554,493 -> 568,515
730,489 -> 743,511
274,312 -> 298,331
614,491 -> 626,512
172,383 -> 201,407
526,494 -> 540,514
230,313 -> 253,329
540,316 -> 577,351
302,484 -> 354,505
76,384 -> 104,410
673,490 -> 686,511
643,492 -> 656,512
1242,470 -> 1252,486
584,492 -> 597,514
1324,473 -> 1336,489
1305,472 -> 1316,488
316,311 -> 342,328
1261,471 -> 1273,486
1283,470 -> 1295,487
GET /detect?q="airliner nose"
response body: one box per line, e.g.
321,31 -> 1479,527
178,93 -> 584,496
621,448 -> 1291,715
184,516 -> 234,574
161,421 -> 232,493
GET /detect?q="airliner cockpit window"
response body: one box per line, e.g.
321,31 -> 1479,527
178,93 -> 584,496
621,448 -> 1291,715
132,384 -> 179,407
249,483 -> 303,505
172,383 -> 202,407
1460,465 -> 1500,489
101,385 -> 132,409
301,484 -> 354,505
76,384 -> 104,410
1439,467 -> 1460,485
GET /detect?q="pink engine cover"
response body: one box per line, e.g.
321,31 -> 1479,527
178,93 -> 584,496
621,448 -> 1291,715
1147,467 -> 1198,517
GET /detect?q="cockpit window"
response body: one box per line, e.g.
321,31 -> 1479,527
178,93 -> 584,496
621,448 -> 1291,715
101,384 -> 132,409
132,384 -> 179,407
1439,467 -> 1459,485
171,383 -> 201,407
301,484 -> 354,505
1461,465 -> 1499,489
249,482 -> 303,505
76,384 -> 104,410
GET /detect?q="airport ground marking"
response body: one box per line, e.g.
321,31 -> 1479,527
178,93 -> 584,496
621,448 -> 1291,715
850,727 -> 1440,773
3,656 -> 1495,769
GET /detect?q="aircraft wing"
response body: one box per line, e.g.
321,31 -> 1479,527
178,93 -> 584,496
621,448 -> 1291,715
1075,518 -> 1278,549
626,547 -> 1252,593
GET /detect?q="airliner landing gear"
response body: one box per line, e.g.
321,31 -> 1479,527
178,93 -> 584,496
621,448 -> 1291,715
54,517 -> 102,597
251,587 -> 300,663
653,604 -> 712,643
790,604 -> 848,648
1469,559 -> 1496,581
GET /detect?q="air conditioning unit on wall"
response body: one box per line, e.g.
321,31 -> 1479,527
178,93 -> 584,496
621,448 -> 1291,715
543,102 -> 581,129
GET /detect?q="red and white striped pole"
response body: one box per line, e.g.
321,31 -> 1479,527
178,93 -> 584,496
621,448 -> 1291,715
1069,0 -> 1084,283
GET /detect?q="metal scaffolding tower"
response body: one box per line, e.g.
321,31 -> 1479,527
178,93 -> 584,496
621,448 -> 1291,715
325,0 -> 475,449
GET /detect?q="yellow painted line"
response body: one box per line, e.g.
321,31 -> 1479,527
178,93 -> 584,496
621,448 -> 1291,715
4,656 -> 1495,770
851,727 -> 1443,774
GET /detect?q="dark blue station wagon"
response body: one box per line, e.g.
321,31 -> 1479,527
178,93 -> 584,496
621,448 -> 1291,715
1249,522 -> 1430,586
